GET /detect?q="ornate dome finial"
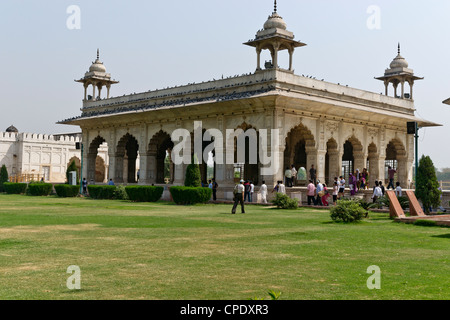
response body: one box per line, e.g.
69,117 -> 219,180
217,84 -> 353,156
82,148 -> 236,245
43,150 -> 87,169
264,1 -> 287,30
390,43 -> 409,69
89,49 -> 107,73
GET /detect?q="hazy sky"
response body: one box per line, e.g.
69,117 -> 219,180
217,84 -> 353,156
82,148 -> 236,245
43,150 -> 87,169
1,0 -> 449,168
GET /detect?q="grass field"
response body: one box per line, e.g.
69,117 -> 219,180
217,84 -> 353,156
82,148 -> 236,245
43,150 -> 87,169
0,194 -> 448,300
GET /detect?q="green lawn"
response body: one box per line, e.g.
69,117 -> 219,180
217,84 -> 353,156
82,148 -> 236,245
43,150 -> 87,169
0,194 -> 448,300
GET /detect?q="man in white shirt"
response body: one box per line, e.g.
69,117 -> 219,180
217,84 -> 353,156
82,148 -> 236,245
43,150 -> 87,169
260,181 -> 268,204
232,180 -> 245,214
291,165 -> 297,187
278,181 -> 286,194
372,181 -> 383,203
250,181 -> 255,202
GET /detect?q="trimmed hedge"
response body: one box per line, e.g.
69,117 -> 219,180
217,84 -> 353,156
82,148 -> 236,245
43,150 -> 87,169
170,186 -> 212,205
3,182 -> 28,195
125,186 -> 164,202
55,184 -> 80,198
88,185 -> 117,200
27,183 -> 53,196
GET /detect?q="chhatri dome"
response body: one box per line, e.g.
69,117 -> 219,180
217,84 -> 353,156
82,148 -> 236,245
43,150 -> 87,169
263,1 -> 287,30
75,49 -> 119,101
89,49 -> 107,74
390,44 -> 409,69
376,43 -> 423,100
244,0 -> 306,72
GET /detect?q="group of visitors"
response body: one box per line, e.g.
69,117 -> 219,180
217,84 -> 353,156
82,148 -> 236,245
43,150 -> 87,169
348,168 -> 370,195
371,179 -> 402,203
284,165 -> 298,187
307,165 -> 347,207
203,179 -> 219,201
244,180 -> 255,202
306,177 -> 343,207
232,179 -> 290,214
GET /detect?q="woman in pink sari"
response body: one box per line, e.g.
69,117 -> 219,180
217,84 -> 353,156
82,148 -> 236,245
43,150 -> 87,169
321,183 -> 331,206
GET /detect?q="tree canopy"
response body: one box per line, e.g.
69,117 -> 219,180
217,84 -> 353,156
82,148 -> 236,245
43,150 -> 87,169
416,156 -> 441,214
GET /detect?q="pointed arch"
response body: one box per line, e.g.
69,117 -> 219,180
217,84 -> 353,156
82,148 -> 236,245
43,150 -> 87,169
87,136 -> 107,182
148,130 -> 174,184
231,123 -> 260,185
67,156 -> 81,182
284,123 -> 316,186
116,133 -> 139,183
385,138 -> 406,187
342,135 -> 364,183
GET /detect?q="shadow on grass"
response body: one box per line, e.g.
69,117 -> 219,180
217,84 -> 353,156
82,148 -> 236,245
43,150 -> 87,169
431,234 -> 450,239
321,220 -> 375,225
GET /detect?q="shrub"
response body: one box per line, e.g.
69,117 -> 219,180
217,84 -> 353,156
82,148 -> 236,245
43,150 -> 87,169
3,182 -> 28,195
330,199 -> 366,223
170,186 -> 212,205
416,155 -> 441,214
184,155 -> 202,188
272,193 -> 298,209
27,183 -> 53,196
356,198 -> 376,211
115,185 -> 130,201
125,186 -> 163,202
0,165 -> 8,192
54,184 -> 80,198
413,220 -> 438,227
398,196 -> 410,210
88,185 -> 117,200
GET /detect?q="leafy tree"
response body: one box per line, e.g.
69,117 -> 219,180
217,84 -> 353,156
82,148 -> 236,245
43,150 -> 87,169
0,165 -> 9,192
184,154 -> 202,187
66,160 -> 78,184
416,155 -> 441,214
